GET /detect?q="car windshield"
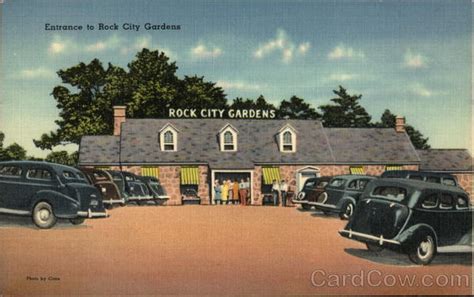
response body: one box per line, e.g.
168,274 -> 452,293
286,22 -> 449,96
303,180 -> 316,188
329,178 -> 346,188
443,178 -> 456,186
61,170 -> 88,184
372,186 -> 407,201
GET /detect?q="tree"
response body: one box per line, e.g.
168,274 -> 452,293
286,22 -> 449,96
177,75 -> 227,111
319,86 -> 371,127
229,95 -> 276,111
0,143 -> 27,161
277,96 -> 321,119
375,109 -> 430,149
45,151 -> 79,166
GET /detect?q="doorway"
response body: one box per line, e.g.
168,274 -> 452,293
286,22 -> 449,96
296,167 -> 320,192
211,170 -> 253,204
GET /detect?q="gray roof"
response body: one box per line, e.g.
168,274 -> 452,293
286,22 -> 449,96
417,149 -> 473,172
78,119 -> 421,168
324,128 -> 420,164
79,136 -> 120,165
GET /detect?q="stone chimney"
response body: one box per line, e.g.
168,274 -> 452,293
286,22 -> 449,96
113,106 -> 126,136
395,115 -> 405,133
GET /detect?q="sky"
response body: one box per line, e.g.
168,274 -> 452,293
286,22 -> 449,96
1,0 -> 472,157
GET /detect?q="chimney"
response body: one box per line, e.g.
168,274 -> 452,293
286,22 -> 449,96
113,106 -> 126,136
395,115 -> 405,133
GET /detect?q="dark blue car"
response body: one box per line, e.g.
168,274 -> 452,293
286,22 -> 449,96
0,161 -> 108,229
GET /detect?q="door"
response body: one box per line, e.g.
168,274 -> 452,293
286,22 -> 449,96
297,168 -> 319,192
18,167 -> 57,210
0,164 -> 24,209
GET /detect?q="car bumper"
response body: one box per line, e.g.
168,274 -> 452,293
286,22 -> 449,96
157,195 -> 170,200
127,195 -> 154,201
77,209 -> 109,218
102,198 -> 126,204
307,201 -> 337,211
339,229 -> 401,247
291,199 -> 308,205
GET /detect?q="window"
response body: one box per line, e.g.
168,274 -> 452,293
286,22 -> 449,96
219,124 -> 238,152
26,168 -> 52,181
426,176 -> 441,184
348,179 -> 370,191
421,193 -> 438,209
442,178 -> 456,186
303,180 -> 315,189
456,195 -> 469,210
372,186 -> 407,201
329,178 -> 346,188
278,125 -> 296,153
159,124 -> 179,152
63,171 -> 76,179
0,165 -> 22,177
439,193 -> 453,209
408,175 -> 423,180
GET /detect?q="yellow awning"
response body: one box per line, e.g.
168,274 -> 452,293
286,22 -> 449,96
349,166 -> 365,175
262,167 -> 281,185
385,165 -> 403,171
181,167 -> 199,185
141,166 -> 160,179
95,166 -> 110,170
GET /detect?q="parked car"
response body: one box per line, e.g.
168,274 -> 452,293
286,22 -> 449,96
308,175 -> 377,219
79,168 -> 126,208
381,170 -> 459,187
137,176 -> 170,205
181,188 -> 200,205
339,178 -> 472,265
106,170 -> 129,203
109,171 -> 154,205
292,176 -> 332,210
0,161 -> 108,229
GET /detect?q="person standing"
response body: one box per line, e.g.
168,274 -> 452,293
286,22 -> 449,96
214,180 -> 222,205
227,179 -> 233,204
222,180 -> 229,204
272,179 -> 280,206
280,179 -> 288,207
239,178 -> 247,206
245,177 -> 251,204
233,179 -> 239,205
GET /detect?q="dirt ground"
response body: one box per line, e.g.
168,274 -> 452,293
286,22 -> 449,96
0,205 -> 472,295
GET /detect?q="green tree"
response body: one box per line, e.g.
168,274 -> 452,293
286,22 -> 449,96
277,96 -> 320,119
45,150 -> 79,166
319,86 -> 371,127
375,109 -> 430,149
177,76 -> 227,111
0,143 -> 27,161
229,95 -> 276,111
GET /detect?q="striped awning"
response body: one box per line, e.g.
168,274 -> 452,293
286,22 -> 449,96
385,165 -> 403,171
181,167 -> 199,185
349,166 -> 365,175
262,167 -> 281,185
95,166 -> 110,170
141,166 -> 160,179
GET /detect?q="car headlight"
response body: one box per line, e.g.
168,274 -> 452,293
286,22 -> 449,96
101,187 -> 107,193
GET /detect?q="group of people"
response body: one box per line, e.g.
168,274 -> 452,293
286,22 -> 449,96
272,179 -> 289,206
214,178 -> 250,205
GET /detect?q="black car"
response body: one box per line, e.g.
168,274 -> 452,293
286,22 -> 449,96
381,170 -> 459,187
292,176 -> 332,210
0,161 -> 108,229
107,171 -> 154,205
80,168 -> 126,208
308,175 -> 377,219
137,176 -> 170,205
339,178 -> 472,265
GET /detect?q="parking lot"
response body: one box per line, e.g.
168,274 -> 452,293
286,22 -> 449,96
0,205 -> 471,295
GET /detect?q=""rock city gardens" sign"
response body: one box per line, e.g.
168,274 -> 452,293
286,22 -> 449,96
168,108 -> 276,119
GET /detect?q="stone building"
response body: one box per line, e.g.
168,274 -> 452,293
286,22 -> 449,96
78,106 -> 470,205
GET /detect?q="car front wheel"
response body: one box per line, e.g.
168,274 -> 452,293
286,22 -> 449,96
339,201 -> 355,220
301,203 -> 312,210
32,202 -> 57,229
408,234 -> 437,265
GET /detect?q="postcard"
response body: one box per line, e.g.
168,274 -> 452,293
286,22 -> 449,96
0,0 -> 472,295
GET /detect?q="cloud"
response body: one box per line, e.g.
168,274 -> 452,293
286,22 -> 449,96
15,67 -> 55,79
190,42 -> 223,59
329,73 -> 357,81
216,80 -> 262,91
85,34 -> 122,52
48,35 -> 74,55
404,49 -> 427,68
328,44 -> 365,60
253,29 -> 310,63
410,83 -> 433,97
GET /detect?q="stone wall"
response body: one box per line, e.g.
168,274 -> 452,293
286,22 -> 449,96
158,166 -> 182,205
253,166 -> 263,205
198,165 -> 210,205
453,173 -> 473,198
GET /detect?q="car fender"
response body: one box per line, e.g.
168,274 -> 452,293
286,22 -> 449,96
397,223 -> 438,252
337,196 -> 356,209
29,190 -> 80,217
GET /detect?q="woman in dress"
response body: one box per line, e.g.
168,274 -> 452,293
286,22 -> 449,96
214,180 -> 222,205
233,179 -> 239,205
222,179 -> 229,204
227,179 -> 233,204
